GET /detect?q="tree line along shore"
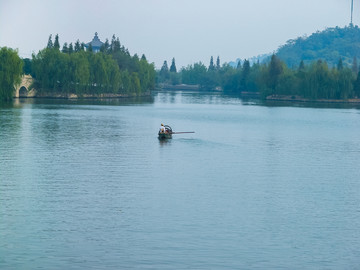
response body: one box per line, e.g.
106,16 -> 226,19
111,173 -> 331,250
1,34 -> 156,101
158,54 -> 360,103
1,27 -> 360,102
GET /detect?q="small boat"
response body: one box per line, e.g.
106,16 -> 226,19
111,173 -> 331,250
158,124 -> 194,140
158,125 -> 173,140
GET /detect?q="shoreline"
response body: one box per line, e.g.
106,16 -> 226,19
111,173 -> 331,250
266,94 -> 360,104
14,90 -> 151,99
13,90 -> 360,104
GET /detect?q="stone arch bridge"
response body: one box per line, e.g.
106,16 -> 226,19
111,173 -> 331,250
14,75 -> 36,98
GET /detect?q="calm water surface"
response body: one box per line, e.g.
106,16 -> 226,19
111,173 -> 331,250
1,92 -> 360,269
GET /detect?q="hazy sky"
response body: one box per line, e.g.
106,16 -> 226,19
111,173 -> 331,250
0,0 -> 356,68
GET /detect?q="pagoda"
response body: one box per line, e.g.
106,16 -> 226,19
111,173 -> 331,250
85,32 -> 104,52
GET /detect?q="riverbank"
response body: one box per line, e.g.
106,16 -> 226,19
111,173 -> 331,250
157,83 -> 223,92
266,94 -> 360,104
14,89 -> 151,99
14,88 -> 360,104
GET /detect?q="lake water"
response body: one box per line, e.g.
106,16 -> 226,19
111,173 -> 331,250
1,92 -> 360,269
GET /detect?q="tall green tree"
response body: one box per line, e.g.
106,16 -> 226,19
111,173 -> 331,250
75,40 -> 81,52
236,60 -> 242,69
102,39 -> 110,53
32,48 -> 62,90
216,56 -> 221,70
239,59 -> 250,91
0,47 -> 23,100
54,34 -> 60,50
208,56 -> 215,71
337,67 -> 354,99
267,54 -> 284,93
23,58 -> 32,75
170,58 -> 177,73
306,60 -> 331,99
159,60 -> 170,82
130,72 -> 141,94
352,56 -> 358,74
47,34 -> 53,48
68,43 -> 74,54
71,51 -> 90,94
62,43 -> 69,53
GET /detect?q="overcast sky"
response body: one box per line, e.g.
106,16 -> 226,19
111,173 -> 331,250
0,0 -> 356,69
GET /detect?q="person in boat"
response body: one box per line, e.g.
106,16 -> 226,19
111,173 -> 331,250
159,123 -> 166,134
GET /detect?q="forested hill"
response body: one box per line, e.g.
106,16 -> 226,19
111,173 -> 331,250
276,25 -> 360,68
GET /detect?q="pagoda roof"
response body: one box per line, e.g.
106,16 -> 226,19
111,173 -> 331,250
85,32 -> 104,48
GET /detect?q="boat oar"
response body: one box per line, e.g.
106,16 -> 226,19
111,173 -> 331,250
171,131 -> 195,134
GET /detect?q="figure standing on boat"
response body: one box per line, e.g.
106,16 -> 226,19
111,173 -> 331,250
159,123 -> 166,134
158,124 -> 173,139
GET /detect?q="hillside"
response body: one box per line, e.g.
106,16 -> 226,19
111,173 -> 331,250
276,25 -> 360,68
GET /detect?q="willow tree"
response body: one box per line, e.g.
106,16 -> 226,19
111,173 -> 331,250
0,47 -> 23,100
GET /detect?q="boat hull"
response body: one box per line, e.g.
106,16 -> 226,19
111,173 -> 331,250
158,133 -> 172,140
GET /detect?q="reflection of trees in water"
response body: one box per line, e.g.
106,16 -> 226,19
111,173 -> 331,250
0,104 -> 22,148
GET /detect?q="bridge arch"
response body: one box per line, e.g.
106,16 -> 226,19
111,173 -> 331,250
19,86 -> 28,97
14,75 -> 35,98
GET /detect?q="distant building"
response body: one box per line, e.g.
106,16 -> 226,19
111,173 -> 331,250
85,32 -> 104,52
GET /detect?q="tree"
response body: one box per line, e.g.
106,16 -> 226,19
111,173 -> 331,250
236,60 -> 242,69
159,60 -> 170,82
54,34 -> 60,50
170,58 -> 177,73
87,43 -> 93,52
121,70 -> 131,93
305,60 -> 331,99
219,64 -> 238,92
71,51 -> 90,94
216,56 -> 221,70
75,39 -> 81,52
298,60 -> 305,71
62,43 -> 69,53
114,37 -> 121,52
110,34 -> 116,52
337,67 -> 353,99
240,59 -> 250,91
47,34 -> 53,48
104,39 -> 110,53
181,62 -> 207,86
354,71 -> 360,97
337,58 -> 343,70
23,58 -> 32,75
0,47 -> 23,100
130,72 -> 141,94
89,53 -> 108,93
267,54 -> 284,92
352,56 -> 358,74
208,56 -> 215,71
68,43 -> 74,54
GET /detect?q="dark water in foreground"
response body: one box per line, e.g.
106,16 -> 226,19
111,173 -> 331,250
1,92 -> 360,269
